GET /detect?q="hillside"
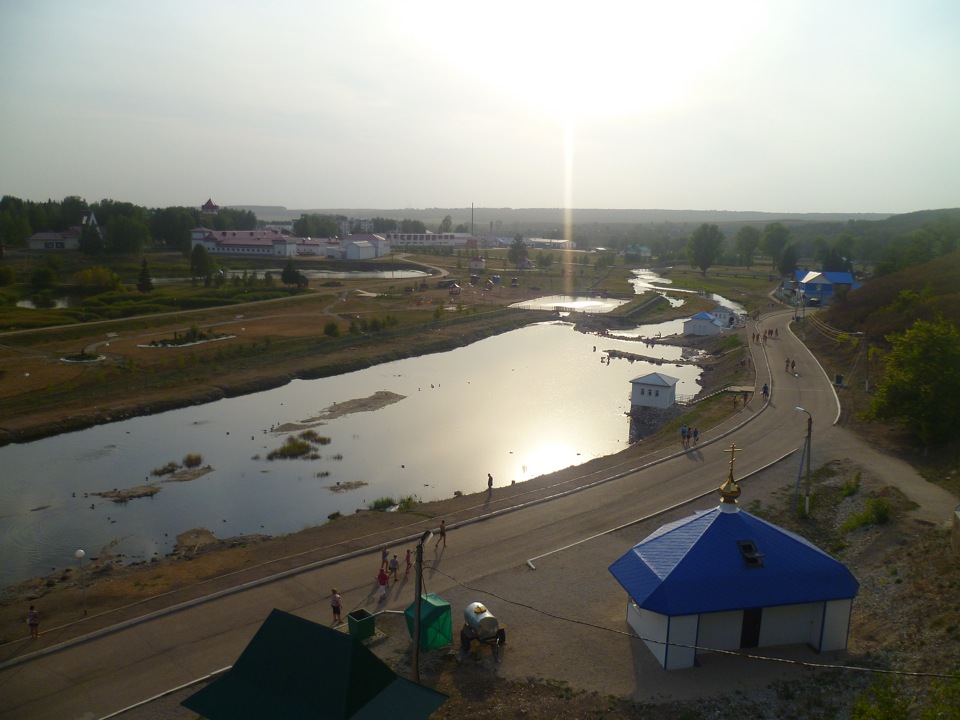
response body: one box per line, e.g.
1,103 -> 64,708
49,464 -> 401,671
823,250 -> 960,345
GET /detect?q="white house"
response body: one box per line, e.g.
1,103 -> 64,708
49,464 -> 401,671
468,256 -> 486,272
630,372 -> 679,410
609,450 -> 859,670
27,211 -> 98,251
191,228 -> 298,257
346,240 -> 375,260
683,311 -> 726,336
709,306 -> 741,327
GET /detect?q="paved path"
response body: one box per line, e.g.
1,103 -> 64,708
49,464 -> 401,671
1,310 -> 955,719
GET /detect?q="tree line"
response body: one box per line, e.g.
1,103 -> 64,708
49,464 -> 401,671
0,195 -> 256,256
683,213 -> 960,279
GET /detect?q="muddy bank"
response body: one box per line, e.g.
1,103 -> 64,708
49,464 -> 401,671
0,311 -> 545,447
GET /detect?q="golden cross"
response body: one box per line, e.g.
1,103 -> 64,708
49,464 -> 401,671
724,443 -> 741,474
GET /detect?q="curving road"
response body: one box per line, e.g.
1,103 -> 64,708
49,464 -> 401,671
1,309 -> 954,718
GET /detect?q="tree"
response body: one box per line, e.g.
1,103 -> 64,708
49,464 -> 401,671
869,315 -> 960,447
508,235 -> 528,266
687,223 -> 724,276
293,213 -> 339,238
108,215 -> 150,254
74,266 -> 122,292
779,244 -> 799,278
79,220 -> 106,255
399,219 -> 427,233
151,206 -> 200,255
190,243 -> 215,284
137,258 -> 154,293
761,222 -> 791,272
734,226 -> 761,268
438,215 -> 453,233
281,258 -> 302,286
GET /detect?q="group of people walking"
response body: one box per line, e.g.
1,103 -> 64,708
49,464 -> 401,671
328,517 -> 450,624
679,425 -> 700,448
753,328 -> 778,344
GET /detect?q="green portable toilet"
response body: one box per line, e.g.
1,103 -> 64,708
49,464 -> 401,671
405,593 -> 453,650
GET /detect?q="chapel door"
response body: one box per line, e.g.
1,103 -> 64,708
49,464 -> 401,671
740,607 -> 762,648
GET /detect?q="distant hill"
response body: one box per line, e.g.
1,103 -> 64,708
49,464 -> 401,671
226,205 -> 892,228
825,250 -> 960,344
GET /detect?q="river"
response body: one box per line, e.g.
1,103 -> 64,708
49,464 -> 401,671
0,270 -> 740,589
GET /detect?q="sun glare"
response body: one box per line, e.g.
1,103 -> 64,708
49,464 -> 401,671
395,2 -> 764,121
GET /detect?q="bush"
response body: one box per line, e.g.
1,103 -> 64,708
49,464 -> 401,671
267,436 -> 313,460
183,453 -> 203,468
841,497 -> 893,533
151,461 -> 179,477
367,497 -> 395,511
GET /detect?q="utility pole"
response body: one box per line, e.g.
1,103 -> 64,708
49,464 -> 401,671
796,407 -> 813,515
411,529 -> 432,683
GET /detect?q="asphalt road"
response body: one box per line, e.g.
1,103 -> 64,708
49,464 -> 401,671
1,309 -> 953,719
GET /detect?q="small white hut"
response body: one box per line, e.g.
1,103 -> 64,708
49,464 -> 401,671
683,311 -> 726,336
710,306 -> 741,327
609,445 -> 859,670
630,373 -> 678,410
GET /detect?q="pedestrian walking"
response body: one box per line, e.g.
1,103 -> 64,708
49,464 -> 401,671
388,554 -> 400,581
404,548 -> 413,576
330,589 -> 342,624
762,383 -> 769,399
380,544 -> 389,571
377,568 -> 389,600
791,360 -> 796,372
775,328 -> 779,338
785,358 -> 790,371
743,391 -> 748,405
487,473 -> 493,494
27,605 -> 39,639
680,426 -> 687,447
435,519 -> 446,549
692,427 -> 699,445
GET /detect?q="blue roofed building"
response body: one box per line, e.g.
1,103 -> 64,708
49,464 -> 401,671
682,311 -> 726,336
782,270 -> 861,307
609,445 -> 859,669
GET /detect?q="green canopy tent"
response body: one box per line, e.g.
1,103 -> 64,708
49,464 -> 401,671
404,593 -> 453,650
182,609 -> 447,720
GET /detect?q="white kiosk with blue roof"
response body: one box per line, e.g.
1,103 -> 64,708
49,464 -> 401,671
609,444 -> 859,669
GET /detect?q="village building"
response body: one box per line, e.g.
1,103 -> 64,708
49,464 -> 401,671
190,229 -> 390,260
27,211 -> 99,251
708,305 -> 741,327
629,372 -> 679,410
384,231 -> 474,249
781,270 -> 860,307
609,445 -> 859,670
468,256 -> 486,273
682,311 -> 727,336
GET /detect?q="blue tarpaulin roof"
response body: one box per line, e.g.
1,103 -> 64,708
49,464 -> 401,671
609,507 -> 859,616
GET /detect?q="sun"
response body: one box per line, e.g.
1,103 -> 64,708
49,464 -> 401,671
393,2 -> 766,122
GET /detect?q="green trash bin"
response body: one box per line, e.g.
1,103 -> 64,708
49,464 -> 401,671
348,609 -> 375,641
835,374 -> 844,386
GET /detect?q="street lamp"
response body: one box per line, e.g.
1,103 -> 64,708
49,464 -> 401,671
795,407 -> 813,516
74,549 -> 87,615
411,529 -> 433,684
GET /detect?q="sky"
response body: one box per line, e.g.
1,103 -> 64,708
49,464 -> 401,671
1,0 -> 959,214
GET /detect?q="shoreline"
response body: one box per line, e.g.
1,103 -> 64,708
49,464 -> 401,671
0,329 -> 743,614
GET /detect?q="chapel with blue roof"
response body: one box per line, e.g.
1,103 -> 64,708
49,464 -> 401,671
609,444 -> 859,670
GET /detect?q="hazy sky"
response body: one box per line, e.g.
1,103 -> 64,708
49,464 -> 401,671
2,1 -> 958,214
